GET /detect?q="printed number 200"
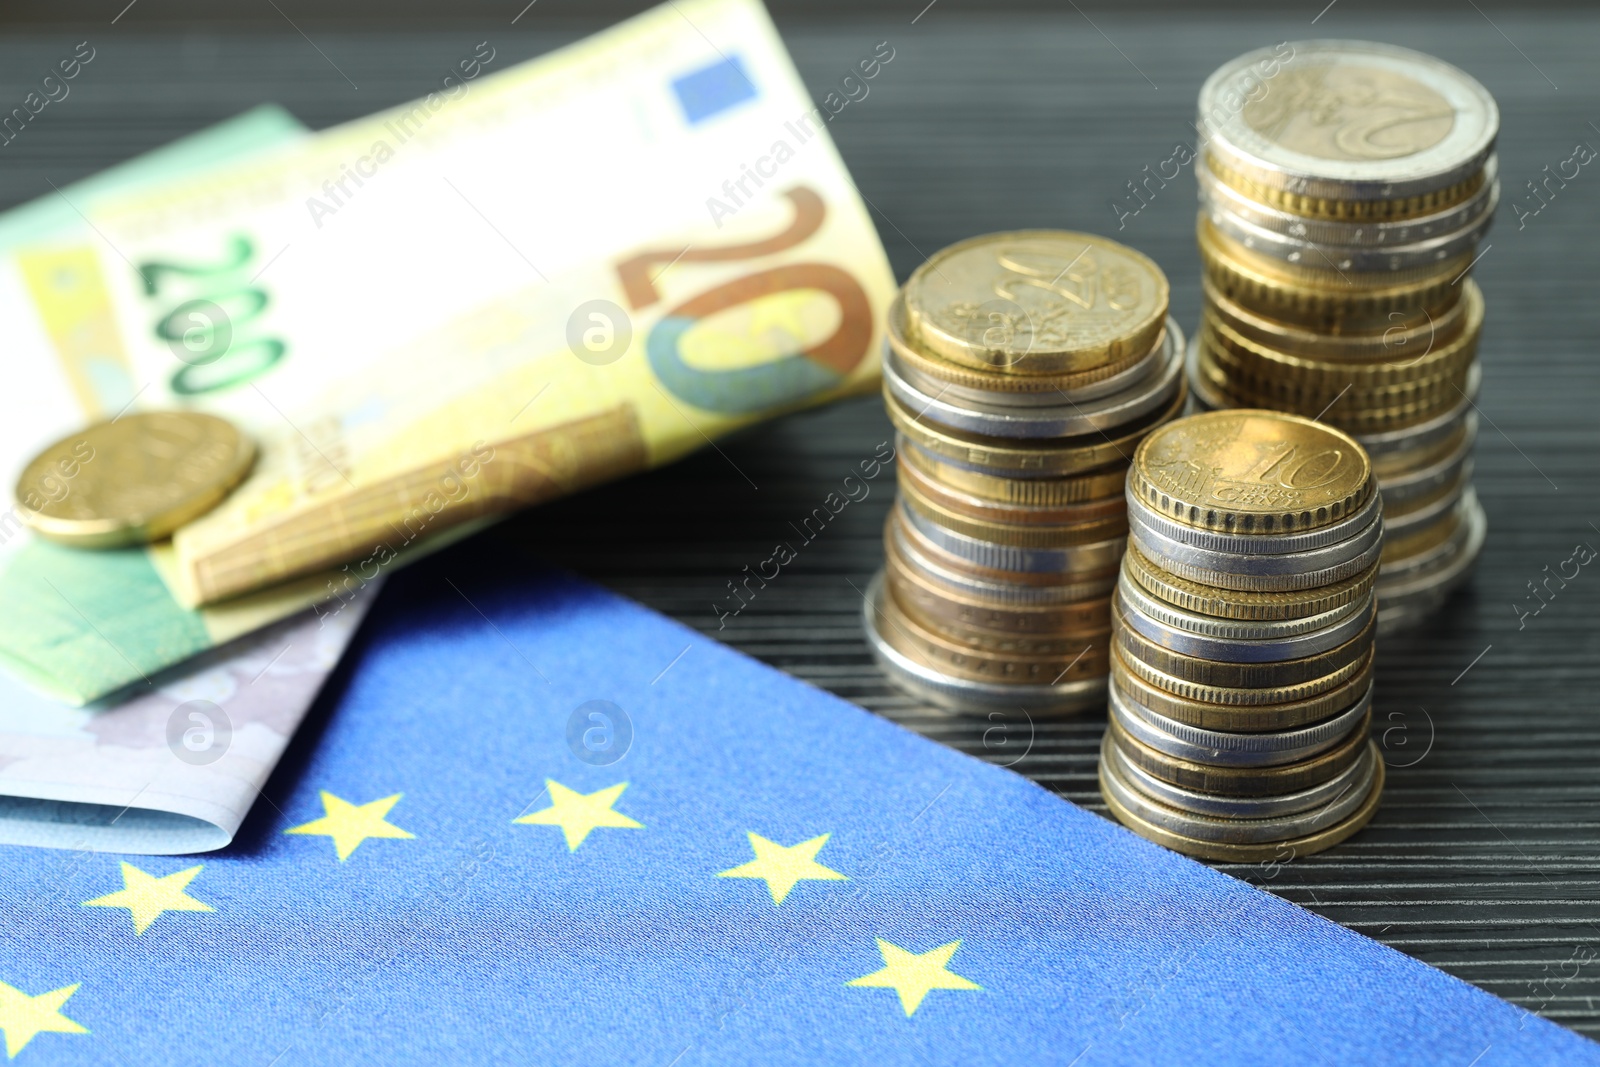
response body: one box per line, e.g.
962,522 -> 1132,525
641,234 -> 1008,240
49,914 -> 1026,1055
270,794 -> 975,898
139,234 -> 288,396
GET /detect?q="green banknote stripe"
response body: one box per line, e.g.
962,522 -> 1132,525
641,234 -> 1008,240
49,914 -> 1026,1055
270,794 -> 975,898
0,541 -> 211,704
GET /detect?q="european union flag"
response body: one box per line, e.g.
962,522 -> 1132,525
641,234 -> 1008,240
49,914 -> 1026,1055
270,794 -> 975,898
1,561 -> 1595,1065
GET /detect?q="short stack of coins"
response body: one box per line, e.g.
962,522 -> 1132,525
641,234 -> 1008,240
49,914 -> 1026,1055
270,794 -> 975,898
1099,409 -> 1385,861
1187,40 -> 1498,632
863,230 -> 1187,714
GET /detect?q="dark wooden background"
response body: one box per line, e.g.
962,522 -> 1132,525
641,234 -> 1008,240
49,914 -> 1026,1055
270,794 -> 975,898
3,1 -> 1597,1042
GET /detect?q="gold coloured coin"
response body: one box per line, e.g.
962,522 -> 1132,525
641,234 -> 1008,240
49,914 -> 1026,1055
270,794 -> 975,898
1206,153 -> 1487,223
897,454 -> 1127,527
876,580 -> 1111,684
1202,274 -> 1473,362
899,478 -> 1127,548
1190,347 -> 1467,433
1128,408 -> 1372,534
16,411 -> 255,548
1111,648 -> 1373,732
1198,331 -> 1474,410
1123,541 -> 1380,622
888,294 -> 1161,395
1100,741 -> 1384,862
1201,287 -> 1481,387
889,580 -> 1113,657
1115,599 -> 1376,688
1113,639 -> 1373,708
904,231 -> 1169,374
899,439 -> 1128,505
885,385 -> 1185,478
886,545 -> 1113,637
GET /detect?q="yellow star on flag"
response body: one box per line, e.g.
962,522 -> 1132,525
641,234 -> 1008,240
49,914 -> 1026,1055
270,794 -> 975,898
0,980 -> 87,1059
513,780 -> 641,850
83,862 -> 214,934
285,791 -> 415,861
847,939 -> 981,1017
716,832 -> 846,905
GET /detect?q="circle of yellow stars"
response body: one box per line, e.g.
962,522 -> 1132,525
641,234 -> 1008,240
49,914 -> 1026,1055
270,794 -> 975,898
4,780 -> 983,1056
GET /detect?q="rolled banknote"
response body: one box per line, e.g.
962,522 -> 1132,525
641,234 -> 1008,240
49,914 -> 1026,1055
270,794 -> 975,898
85,0 -> 895,606
0,0 -> 893,705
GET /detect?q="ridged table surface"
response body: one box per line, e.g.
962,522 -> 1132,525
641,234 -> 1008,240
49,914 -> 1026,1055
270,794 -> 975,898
2,8 -> 1597,1040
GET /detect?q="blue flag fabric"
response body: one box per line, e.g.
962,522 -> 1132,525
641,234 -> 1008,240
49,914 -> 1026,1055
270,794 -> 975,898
1,561 -> 1594,1066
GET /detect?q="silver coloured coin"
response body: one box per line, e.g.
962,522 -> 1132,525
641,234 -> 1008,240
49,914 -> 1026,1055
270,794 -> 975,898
1132,526 -> 1384,592
1115,584 -> 1375,663
1199,161 -> 1497,272
1195,152 -> 1500,248
1380,470 -> 1467,538
1376,492 -> 1484,617
891,513 -> 1119,606
900,499 -> 1126,575
1376,414 -> 1475,508
1378,489 -> 1477,575
1127,502 -> 1382,578
1125,479 -> 1382,556
1198,40 -> 1499,201
880,319 -> 1184,439
1106,729 -> 1377,819
1376,490 -> 1485,635
1099,733 -> 1381,844
1120,572 -> 1369,646
1109,678 -> 1372,767
862,571 -> 1107,715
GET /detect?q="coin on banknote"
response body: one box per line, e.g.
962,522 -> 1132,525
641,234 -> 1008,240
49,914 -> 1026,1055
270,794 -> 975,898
904,231 -> 1169,374
16,412 -> 255,548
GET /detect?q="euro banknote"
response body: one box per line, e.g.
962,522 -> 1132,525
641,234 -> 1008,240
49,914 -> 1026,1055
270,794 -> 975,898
0,582 -> 377,855
0,0 -> 892,704
84,0 -> 894,606
0,105 -> 341,707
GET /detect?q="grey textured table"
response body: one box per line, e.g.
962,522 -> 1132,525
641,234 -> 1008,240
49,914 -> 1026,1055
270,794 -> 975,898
3,5 -> 1598,1041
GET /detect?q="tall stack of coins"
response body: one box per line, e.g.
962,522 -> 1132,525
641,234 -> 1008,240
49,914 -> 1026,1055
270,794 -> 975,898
1099,410 -> 1385,861
863,231 -> 1186,714
1187,41 -> 1498,632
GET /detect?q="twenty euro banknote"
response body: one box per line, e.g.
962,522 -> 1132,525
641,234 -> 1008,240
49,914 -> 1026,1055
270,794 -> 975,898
87,0 -> 895,606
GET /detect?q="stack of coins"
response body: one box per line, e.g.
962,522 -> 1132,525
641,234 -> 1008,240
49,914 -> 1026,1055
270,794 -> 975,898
1099,409 -> 1385,861
863,231 -> 1187,714
1187,40 -> 1498,632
